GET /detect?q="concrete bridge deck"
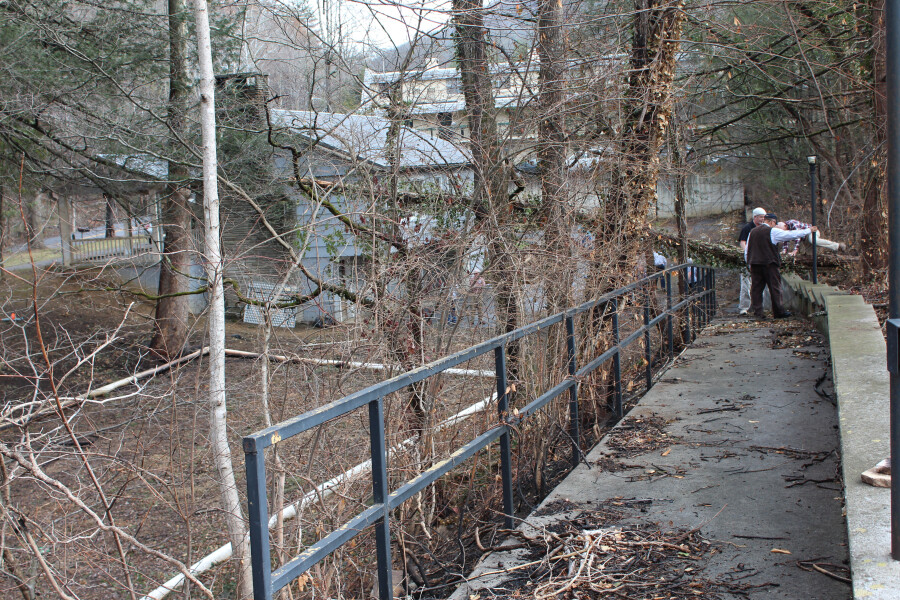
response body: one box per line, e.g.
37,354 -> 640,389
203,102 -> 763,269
452,314 -> 852,599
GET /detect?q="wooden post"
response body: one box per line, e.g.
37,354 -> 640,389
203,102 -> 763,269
125,196 -> 135,256
57,194 -> 73,266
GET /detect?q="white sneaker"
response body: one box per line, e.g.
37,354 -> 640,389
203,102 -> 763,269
739,309 -> 748,315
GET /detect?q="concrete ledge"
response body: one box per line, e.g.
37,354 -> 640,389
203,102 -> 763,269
783,275 -> 900,599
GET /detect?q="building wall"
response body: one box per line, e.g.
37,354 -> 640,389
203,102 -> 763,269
557,166 -> 745,219
656,171 -> 744,218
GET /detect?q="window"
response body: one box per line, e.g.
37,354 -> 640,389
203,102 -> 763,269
492,74 -> 511,91
438,112 -> 453,140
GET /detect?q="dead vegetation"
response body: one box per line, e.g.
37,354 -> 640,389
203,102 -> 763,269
0,267 -> 694,599
457,501 -> 776,599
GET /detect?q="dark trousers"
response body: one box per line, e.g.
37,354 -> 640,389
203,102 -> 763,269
749,263 -> 786,317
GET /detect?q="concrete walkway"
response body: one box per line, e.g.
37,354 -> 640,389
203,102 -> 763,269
452,316 -> 850,599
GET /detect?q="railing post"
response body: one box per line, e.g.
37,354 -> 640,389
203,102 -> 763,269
696,268 -> 703,329
57,195 -> 73,266
126,216 -> 135,256
665,272 -> 673,360
611,298 -> 623,418
244,441 -> 272,600
565,314 -> 580,467
682,267 -> 692,344
494,345 -> 514,529
697,267 -> 705,329
711,268 -> 717,317
368,398 -> 393,600
700,268 -> 707,328
643,296 -> 652,391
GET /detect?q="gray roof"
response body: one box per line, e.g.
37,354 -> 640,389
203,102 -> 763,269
100,154 -> 169,180
365,67 -> 458,84
270,109 -> 470,169
359,96 -> 528,116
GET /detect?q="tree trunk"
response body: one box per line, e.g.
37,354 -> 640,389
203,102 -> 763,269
27,191 -> 47,249
862,0 -> 887,275
192,0 -> 252,597
582,0 -> 685,411
671,124 -> 688,267
538,0 -> 571,313
453,0 -> 520,376
0,183 -> 5,277
55,192 -> 73,266
600,0 -> 685,274
149,0 -> 194,359
453,0 -> 501,219
671,123 -> 690,344
104,194 -> 115,238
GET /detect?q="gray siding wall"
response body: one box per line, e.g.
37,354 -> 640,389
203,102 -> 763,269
656,171 -> 744,218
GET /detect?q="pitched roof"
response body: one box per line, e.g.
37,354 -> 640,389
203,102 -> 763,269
269,109 -> 470,169
100,154 -> 169,179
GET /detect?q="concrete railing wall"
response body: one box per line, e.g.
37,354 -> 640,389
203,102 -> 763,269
782,273 -> 900,599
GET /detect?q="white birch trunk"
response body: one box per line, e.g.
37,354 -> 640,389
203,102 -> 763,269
191,1 -> 252,597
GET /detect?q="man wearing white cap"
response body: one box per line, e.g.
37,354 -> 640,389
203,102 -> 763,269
738,208 -> 768,315
747,213 -> 817,318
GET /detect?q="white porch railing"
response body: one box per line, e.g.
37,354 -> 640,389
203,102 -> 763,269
70,236 -> 155,263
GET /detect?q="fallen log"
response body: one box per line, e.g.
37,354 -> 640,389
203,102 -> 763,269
652,231 -> 854,272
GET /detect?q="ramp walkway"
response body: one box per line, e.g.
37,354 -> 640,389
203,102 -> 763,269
452,315 -> 851,599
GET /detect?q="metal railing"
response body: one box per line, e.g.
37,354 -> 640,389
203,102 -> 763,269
243,264 -> 717,600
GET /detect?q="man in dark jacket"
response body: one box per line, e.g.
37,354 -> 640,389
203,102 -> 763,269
746,213 -> 817,319
738,207 -> 767,314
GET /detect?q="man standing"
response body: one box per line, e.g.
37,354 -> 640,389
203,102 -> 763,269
738,208 -> 767,315
746,213 -> 817,319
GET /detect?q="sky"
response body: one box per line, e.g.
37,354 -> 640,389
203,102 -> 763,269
327,0 -> 451,49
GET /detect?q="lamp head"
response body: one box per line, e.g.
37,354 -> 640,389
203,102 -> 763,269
807,155 -> 816,165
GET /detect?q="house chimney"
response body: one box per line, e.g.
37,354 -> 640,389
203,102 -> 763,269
214,72 -> 270,127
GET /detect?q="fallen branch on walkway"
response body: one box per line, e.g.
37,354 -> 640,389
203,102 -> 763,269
797,560 -> 851,584
653,231 -> 854,271
456,508 -> 772,599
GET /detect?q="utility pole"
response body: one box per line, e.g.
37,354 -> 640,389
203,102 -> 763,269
807,155 -> 817,284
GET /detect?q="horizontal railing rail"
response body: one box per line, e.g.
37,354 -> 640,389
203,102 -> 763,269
244,264 -> 718,600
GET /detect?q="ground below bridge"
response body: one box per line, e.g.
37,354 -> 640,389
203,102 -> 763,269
451,314 -> 849,599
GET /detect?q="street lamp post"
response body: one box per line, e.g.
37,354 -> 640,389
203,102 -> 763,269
807,155 -> 817,284
887,0 -> 900,560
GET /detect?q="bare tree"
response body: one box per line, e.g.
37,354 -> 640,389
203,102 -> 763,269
193,0 -> 253,596
0,2 -> 890,600
600,0 -> 685,272
538,0 -> 571,312
150,0 -> 200,360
